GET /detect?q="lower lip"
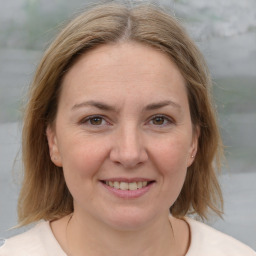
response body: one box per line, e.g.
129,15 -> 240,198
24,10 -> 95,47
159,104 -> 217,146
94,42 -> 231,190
101,182 -> 154,199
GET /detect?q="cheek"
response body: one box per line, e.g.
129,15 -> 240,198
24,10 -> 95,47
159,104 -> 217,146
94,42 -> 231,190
59,137 -> 110,205
150,135 -> 190,194
58,136 -> 109,184
152,134 -> 190,171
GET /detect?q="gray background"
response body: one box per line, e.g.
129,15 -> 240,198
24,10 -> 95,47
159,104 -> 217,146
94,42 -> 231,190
0,0 -> 256,250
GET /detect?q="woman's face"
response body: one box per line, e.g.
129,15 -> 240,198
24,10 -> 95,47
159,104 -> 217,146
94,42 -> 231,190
47,42 -> 198,230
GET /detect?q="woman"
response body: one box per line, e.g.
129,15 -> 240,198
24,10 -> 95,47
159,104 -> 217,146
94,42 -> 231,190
0,2 -> 255,255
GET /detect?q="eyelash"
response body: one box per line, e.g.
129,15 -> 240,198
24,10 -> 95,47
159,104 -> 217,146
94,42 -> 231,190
79,115 -> 109,126
79,114 -> 175,128
147,115 -> 174,127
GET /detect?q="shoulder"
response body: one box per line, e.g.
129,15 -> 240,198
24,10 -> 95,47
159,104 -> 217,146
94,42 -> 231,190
0,221 -> 66,256
185,217 -> 256,256
0,222 -> 48,256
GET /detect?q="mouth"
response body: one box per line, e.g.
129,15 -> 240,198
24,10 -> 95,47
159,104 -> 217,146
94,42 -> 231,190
100,180 -> 155,191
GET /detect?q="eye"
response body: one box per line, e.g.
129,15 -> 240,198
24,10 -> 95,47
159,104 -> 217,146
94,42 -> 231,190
148,115 -> 173,126
80,115 -> 108,126
89,116 -> 104,125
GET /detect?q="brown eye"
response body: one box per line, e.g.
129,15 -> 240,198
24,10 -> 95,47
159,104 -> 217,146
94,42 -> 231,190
89,117 -> 103,125
152,116 -> 165,125
149,115 -> 173,127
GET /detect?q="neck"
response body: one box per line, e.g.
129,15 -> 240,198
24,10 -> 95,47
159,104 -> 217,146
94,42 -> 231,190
66,211 -> 176,256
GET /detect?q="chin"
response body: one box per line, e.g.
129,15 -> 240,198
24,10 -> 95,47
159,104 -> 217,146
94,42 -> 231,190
101,206 -> 160,231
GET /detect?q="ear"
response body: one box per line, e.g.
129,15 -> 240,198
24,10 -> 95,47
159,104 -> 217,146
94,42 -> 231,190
46,125 -> 62,167
187,126 -> 200,167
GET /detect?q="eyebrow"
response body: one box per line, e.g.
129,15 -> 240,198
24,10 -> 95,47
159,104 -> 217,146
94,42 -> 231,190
71,100 -> 116,111
143,100 -> 181,111
71,100 -> 181,112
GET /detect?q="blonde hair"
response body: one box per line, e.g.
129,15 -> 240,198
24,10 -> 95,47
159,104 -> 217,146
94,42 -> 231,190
18,2 -> 223,226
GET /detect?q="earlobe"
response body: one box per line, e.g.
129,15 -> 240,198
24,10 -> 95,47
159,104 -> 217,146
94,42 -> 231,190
187,149 -> 197,167
46,126 -> 62,167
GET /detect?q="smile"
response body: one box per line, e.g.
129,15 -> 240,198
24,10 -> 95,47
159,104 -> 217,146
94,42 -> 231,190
102,181 -> 151,190
100,179 -> 155,198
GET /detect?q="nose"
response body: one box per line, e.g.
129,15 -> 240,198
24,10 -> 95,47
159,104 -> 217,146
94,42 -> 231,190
109,125 -> 148,169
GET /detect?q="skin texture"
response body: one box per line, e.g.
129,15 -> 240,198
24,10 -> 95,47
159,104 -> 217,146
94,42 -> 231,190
47,42 -> 198,256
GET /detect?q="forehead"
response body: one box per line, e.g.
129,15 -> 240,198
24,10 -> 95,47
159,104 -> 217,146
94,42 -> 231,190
60,42 -> 188,109
65,42 -> 184,81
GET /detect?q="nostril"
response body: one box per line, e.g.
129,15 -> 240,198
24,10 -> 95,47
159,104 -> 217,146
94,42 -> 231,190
110,148 -> 148,169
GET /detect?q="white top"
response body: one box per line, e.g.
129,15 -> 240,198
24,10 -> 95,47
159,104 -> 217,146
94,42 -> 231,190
0,218 -> 255,256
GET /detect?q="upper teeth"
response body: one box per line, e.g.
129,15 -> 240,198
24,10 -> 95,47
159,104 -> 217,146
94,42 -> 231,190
105,181 -> 148,190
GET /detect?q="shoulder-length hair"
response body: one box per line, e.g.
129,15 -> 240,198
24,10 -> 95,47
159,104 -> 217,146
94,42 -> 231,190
18,1 -> 223,226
